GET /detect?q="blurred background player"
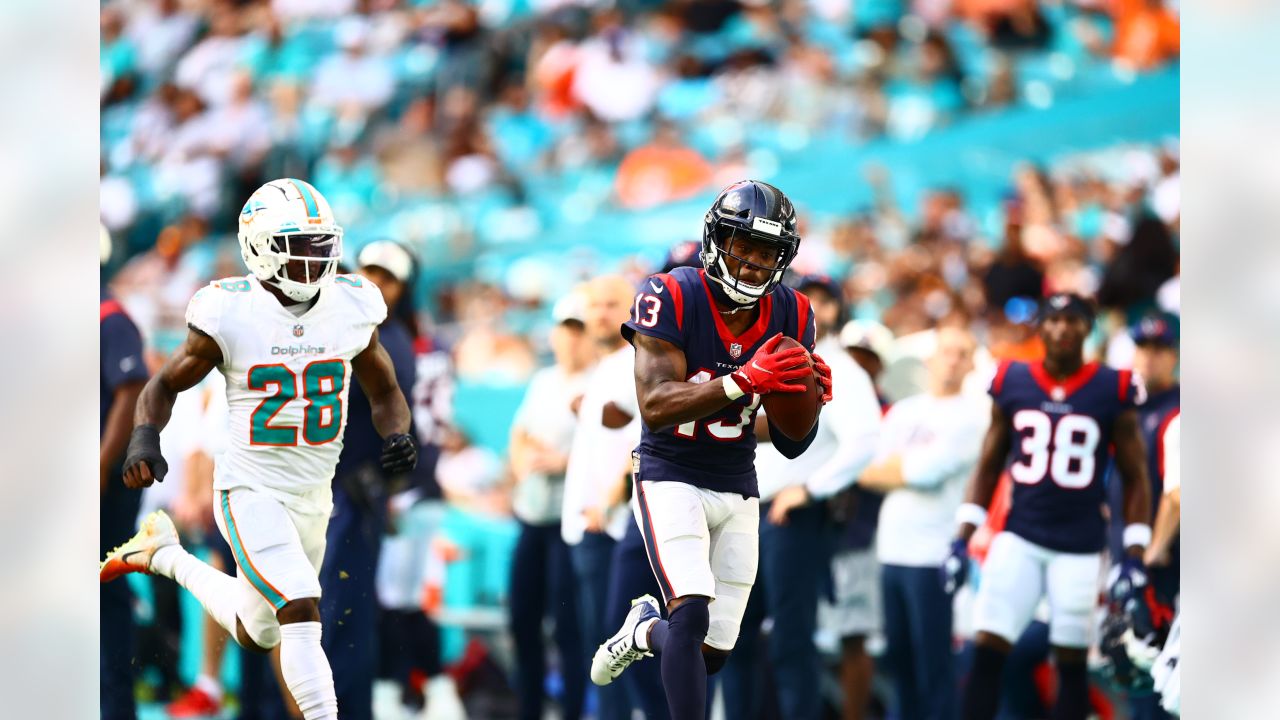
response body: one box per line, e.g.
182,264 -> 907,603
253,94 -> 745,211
101,225 -> 151,720
322,239 -> 419,719
721,274 -> 881,720
561,274 -> 642,720
1108,311 -> 1179,720
593,181 -> 832,720
507,290 -> 592,720
945,293 -> 1152,720
857,327 -> 990,720
826,318 -> 896,720
100,179 -> 418,720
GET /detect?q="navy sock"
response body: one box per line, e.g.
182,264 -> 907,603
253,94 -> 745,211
658,598 -> 709,720
1051,660 -> 1089,720
962,643 -> 1007,720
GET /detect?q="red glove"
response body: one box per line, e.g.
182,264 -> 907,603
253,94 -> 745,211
812,352 -> 833,404
731,333 -> 811,395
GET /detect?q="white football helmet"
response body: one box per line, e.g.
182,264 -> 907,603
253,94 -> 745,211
237,179 -> 344,302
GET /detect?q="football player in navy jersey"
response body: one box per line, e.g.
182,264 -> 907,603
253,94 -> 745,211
587,181 -> 833,720
945,293 -> 1153,720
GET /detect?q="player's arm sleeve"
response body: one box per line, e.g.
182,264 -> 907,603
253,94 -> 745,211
803,361 -> 881,499
798,292 -> 817,352
353,275 -> 389,327
620,275 -> 684,348
1161,414 -> 1180,494
185,284 -> 231,364
900,398 -> 991,490
768,418 -> 820,460
101,312 -> 150,392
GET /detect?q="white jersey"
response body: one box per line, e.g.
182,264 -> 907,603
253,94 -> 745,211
186,274 -> 386,494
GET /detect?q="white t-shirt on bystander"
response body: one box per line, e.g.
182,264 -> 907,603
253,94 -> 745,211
510,365 -> 587,525
562,345 -> 640,545
874,391 -> 991,568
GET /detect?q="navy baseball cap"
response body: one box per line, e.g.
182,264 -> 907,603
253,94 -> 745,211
1129,312 -> 1179,347
660,240 -> 702,273
793,273 -> 842,300
1037,292 -> 1095,326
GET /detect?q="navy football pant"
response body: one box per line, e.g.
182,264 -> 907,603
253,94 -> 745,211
319,482 -> 384,720
720,501 -> 825,720
101,476 -> 142,720
882,563 -> 956,720
510,520 -> 585,720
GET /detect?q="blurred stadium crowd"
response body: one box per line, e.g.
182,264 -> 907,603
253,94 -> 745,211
100,0 -> 1179,718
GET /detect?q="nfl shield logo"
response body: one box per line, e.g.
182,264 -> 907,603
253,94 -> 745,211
729,343 -> 743,359
1051,386 -> 1065,402
293,324 -> 305,338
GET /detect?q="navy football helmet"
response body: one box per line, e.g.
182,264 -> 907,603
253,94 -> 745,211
701,180 -> 801,306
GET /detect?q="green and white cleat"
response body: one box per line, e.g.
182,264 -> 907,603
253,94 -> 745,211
590,594 -> 660,686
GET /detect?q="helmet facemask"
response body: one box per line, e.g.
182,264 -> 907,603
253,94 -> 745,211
249,230 -> 343,302
704,224 -> 796,306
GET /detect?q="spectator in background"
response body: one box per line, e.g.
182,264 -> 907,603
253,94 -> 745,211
101,6 -> 138,103
507,292 -> 594,720
561,275 -> 640,720
174,6 -> 247,108
1112,0 -> 1180,70
825,319 -> 896,720
722,276 -> 882,720
983,227 -> 1044,312
100,232 -> 151,720
320,241 -> 420,720
128,0 -> 200,80
1097,214 -> 1178,314
858,327 -> 990,720
614,119 -> 712,210
572,10 -> 661,122
311,16 -> 395,119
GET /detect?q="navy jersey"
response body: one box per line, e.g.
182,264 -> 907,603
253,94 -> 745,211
100,293 -> 149,433
990,360 -> 1140,553
622,266 -> 816,497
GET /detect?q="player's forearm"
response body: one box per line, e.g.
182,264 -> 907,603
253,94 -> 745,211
637,378 -> 737,431
957,463 -> 1003,542
1149,491 -> 1180,558
134,375 -> 180,430
370,390 -> 412,439
103,382 -> 144,470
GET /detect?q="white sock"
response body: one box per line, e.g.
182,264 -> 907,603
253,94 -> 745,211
152,546 -> 240,640
279,622 -> 338,720
636,617 -> 659,651
194,673 -> 222,701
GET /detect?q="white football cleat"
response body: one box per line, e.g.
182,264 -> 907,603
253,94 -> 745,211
100,510 -> 179,583
590,594 -> 660,686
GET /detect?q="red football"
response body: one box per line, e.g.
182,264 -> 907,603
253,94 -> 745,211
761,336 -> 821,441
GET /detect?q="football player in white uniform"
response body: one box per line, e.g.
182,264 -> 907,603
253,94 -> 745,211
100,179 -> 417,720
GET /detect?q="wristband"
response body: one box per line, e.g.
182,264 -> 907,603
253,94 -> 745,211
955,502 -> 988,529
1123,523 -> 1152,549
723,374 -> 746,401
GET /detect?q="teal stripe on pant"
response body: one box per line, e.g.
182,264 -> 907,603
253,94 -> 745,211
220,490 -> 289,610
